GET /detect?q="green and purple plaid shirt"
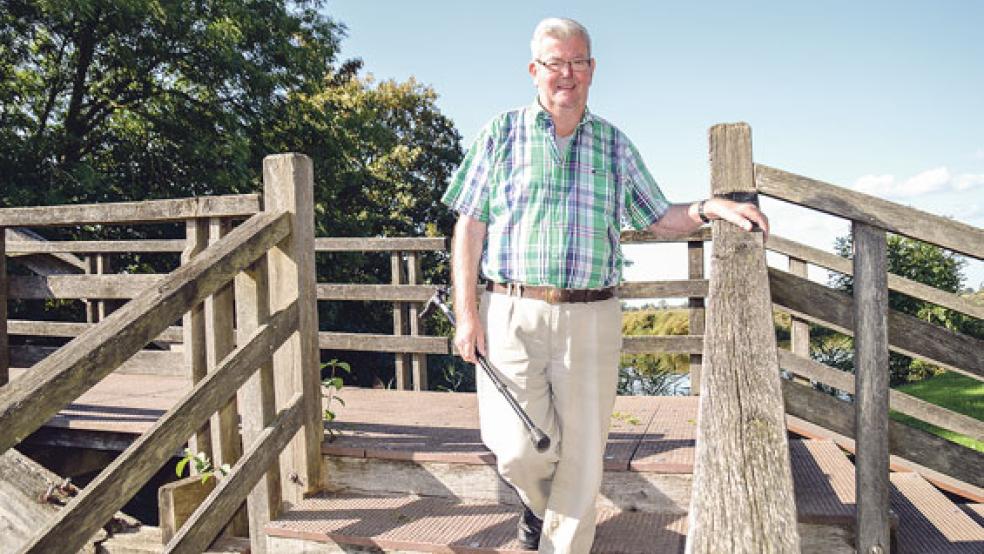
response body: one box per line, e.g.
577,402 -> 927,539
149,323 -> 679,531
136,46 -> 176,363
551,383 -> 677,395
442,102 -> 669,289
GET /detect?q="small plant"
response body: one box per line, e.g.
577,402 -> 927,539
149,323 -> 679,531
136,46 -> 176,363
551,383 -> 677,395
611,411 -> 641,426
176,448 -> 230,484
322,359 -> 351,441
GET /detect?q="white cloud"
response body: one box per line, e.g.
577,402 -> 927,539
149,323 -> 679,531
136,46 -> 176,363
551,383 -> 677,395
975,148 -> 984,160
852,167 -> 984,198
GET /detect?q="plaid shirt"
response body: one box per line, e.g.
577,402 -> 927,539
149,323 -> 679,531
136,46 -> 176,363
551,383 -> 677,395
442,102 -> 669,289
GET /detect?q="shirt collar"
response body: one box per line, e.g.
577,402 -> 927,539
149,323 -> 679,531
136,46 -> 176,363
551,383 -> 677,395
531,98 -> 594,130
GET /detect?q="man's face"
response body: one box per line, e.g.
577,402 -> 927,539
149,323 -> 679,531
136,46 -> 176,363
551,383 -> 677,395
529,34 -> 594,117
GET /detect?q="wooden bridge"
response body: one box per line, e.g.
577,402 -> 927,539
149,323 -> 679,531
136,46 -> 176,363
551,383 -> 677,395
1,123 -> 982,553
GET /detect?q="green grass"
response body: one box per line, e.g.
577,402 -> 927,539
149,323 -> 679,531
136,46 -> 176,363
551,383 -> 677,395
889,371 -> 984,452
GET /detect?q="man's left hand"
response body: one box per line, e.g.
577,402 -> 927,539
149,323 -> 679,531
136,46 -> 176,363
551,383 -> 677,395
705,198 -> 770,239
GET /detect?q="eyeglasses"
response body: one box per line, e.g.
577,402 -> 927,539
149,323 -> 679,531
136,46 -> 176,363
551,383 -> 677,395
536,58 -> 592,73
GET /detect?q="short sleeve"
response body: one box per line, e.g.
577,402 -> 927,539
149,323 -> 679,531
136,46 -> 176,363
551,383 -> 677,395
441,122 -> 496,222
620,137 -> 670,230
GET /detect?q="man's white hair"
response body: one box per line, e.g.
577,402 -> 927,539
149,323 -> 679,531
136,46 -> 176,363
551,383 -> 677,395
530,17 -> 592,59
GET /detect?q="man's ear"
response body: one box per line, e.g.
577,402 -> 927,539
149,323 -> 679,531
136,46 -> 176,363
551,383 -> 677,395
528,60 -> 538,82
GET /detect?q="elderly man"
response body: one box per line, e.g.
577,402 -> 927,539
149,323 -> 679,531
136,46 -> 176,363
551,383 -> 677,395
441,17 -> 768,553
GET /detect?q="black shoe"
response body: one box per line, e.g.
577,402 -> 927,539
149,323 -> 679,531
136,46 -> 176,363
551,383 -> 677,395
517,504 -> 543,550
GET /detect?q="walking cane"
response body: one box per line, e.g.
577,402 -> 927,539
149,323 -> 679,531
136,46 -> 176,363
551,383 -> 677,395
421,287 -> 551,452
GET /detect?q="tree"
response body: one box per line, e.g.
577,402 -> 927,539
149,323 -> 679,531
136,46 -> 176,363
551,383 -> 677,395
823,233 -> 979,385
1,0 -> 464,387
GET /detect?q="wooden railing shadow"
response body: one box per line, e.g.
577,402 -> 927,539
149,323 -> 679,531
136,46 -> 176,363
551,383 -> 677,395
0,154 -> 324,553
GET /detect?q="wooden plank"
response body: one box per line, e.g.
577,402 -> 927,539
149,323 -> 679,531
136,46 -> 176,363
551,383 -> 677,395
778,350 -> 984,441
6,319 -> 183,342
686,123 -> 800,553
621,335 -> 703,354
8,274 -> 164,300
620,227 -> 712,244
769,267 -> 984,380
853,222 -> 891,553
14,302 -> 298,554
317,283 -> 437,302
166,394 -> 304,554
315,237 -> 447,252
1,232 -> 7,387
0,209 -> 290,456
391,252 -> 410,390
688,241 -> 705,396
235,256 -> 281,554
205,217 -> 247,537
787,257 -> 810,358
263,153 -> 324,503
782,380 -> 984,488
767,234 -> 984,321
10,346 -> 185,376
4,228 -> 87,274
617,279 -> 708,299
5,239 -> 186,254
755,164 -> 984,260
183,218 -> 212,465
407,252 -> 427,391
0,194 -> 261,227
319,332 -> 450,355
159,476 -> 216,544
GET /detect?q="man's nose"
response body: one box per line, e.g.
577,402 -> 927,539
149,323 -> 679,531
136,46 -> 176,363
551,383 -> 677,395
560,62 -> 575,76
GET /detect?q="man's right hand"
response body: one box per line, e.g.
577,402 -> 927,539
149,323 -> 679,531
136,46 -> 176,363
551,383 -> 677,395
454,311 -> 487,364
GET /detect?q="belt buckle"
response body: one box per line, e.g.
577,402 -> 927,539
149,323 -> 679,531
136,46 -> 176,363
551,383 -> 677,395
546,288 -> 562,304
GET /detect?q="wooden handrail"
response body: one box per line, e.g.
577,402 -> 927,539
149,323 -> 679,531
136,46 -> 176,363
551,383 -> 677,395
8,274 -> 164,300
7,319 -> 183,341
5,239 -> 186,254
0,209 -> 290,454
755,164 -> 984,260
769,267 -> 984,380
16,302 -> 298,553
767,234 -> 984,321
0,194 -> 260,227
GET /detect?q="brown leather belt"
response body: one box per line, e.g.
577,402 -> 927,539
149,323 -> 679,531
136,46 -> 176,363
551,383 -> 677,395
485,282 -> 616,304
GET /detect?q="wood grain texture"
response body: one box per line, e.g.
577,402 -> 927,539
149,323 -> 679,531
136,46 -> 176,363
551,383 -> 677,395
6,319 -> 183,342
159,476 -> 216,544
1,234 -> 7,387
769,267 -> 983,380
5,239 -> 186,254
407,252 -> 427,391
756,164 -> 984,259
688,241 -> 705,395
10,346 -> 184,376
852,223 -> 891,553
0,194 -> 260,227
263,153 -> 324,503
8,274 -> 164,299
4,228 -> 87,274
782,380 -> 984,488
319,332 -> 450,354
620,227 -> 712,244
235,257 -> 282,554
183,218 -> 213,464
0,210 -> 289,456
391,251 -> 410,390
621,335 -> 703,354
767,234 -> 984,321
166,394 -> 303,554
315,237 -> 447,252
686,123 -> 800,554
13,301 -> 298,554
778,350 -> 984,441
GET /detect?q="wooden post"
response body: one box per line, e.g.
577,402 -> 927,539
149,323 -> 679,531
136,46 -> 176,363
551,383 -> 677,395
235,256 -> 281,553
96,254 -> 111,319
853,222 -> 891,554
183,219 -> 213,461
205,216 -> 247,536
84,255 -> 97,323
1,229 -> 8,387
686,123 -> 800,553
788,256 -> 811,385
407,252 -> 427,391
391,251 -> 411,389
263,153 -> 325,503
687,240 -> 704,395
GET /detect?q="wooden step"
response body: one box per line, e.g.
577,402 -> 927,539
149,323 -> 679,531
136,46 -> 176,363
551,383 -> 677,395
890,473 -> 984,553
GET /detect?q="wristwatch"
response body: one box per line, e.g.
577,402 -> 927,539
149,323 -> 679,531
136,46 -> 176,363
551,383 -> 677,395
697,199 -> 711,224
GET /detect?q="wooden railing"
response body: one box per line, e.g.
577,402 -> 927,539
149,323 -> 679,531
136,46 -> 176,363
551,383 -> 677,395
757,161 -> 984,551
0,154 -> 324,553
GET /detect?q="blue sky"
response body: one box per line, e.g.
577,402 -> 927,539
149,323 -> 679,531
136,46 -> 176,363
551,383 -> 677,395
323,1 -> 984,289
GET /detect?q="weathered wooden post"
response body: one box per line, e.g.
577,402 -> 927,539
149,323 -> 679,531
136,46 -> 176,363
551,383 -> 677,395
392,250 -> 411,389
235,256 -> 282,553
263,153 -> 325,503
1,229 -> 8,387
183,218 -> 213,461
407,251 -> 427,390
687,239 -> 704,394
853,222 -> 891,553
686,123 -> 800,553
788,256 -> 811,384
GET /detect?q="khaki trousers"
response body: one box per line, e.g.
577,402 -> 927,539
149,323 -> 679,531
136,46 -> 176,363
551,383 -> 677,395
478,291 -> 622,554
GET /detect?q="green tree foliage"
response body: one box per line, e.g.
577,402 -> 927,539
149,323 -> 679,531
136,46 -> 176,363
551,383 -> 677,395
1,0 -> 463,385
822,233 -> 981,385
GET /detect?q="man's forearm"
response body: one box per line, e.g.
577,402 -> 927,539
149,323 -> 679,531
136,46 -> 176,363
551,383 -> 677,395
451,215 -> 487,320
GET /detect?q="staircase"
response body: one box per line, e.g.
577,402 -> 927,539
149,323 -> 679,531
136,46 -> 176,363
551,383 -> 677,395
262,388 -> 983,553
